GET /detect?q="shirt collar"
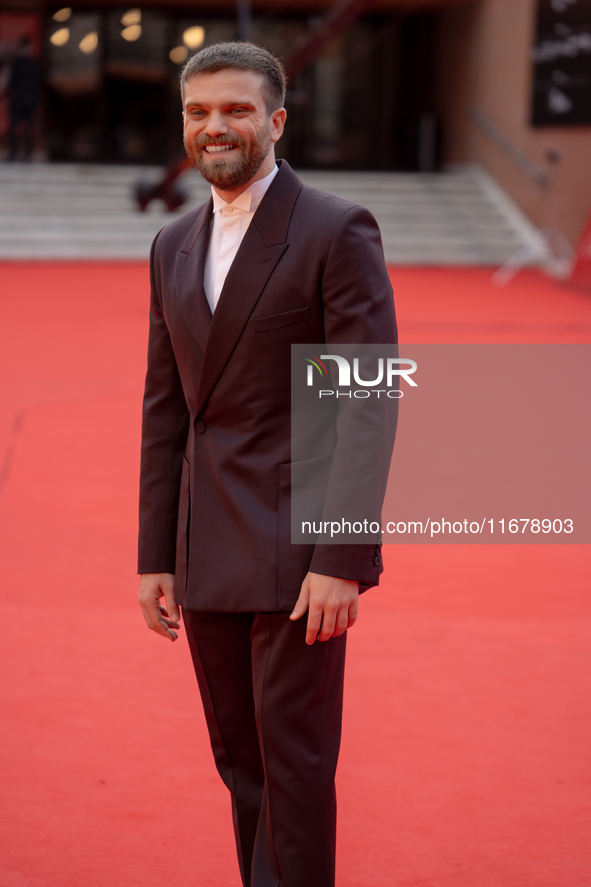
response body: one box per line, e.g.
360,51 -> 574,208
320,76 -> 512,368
211,163 -> 279,214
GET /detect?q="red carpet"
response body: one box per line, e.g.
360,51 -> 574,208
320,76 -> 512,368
0,264 -> 590,886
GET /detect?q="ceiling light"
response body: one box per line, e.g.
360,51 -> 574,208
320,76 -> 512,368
183,26 -> 205,49
79,31 -> 98,54
121,9 -> 141,27
169,45 -> 188,64
121,24 -> 142,42
50,27 -> 70,46
52,8 -> 71,22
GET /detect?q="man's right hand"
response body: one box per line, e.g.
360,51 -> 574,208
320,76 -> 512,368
139,572 -> 180,642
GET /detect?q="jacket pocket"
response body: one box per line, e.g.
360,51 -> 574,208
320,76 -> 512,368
251,306 -> 310,334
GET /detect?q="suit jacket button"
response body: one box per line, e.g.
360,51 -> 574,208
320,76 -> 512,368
374,555 -> 382,566
196,421 -> 206,434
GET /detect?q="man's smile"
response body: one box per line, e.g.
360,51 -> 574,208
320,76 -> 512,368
203,144 -> 238,154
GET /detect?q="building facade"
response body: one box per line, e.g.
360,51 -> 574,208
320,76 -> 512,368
1,0 -> 590,245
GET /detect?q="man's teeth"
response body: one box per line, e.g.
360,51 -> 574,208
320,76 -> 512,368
205,145 -> 235,153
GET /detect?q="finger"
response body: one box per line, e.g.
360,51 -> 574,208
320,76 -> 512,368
162,616 -> 181,629
151,615 -> 178,641
290,584 -> 310,621
317,606 -> 338,642
305,606 -> 323,645
158,604 -> 180,626
346,598 -> 359,629
162,585 -> 180,623
332,605 -> 350,637
158,624 -> 179,641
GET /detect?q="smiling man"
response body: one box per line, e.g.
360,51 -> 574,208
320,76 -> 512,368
138,41 -> 396,887
183,66 -> 278,196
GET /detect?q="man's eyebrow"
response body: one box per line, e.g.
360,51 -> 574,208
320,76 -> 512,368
184,99 -> 258,110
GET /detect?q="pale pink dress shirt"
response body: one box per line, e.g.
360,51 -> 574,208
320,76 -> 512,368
203,164 -> 279,313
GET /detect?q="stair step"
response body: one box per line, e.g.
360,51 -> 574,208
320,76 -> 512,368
0,162 -> 540,264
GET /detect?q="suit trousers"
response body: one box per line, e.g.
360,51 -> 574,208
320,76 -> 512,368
182,609 -> 347,887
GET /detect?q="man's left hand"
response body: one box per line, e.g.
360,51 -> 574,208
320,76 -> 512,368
290,572 -> 359,645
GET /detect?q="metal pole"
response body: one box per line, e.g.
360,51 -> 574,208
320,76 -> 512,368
237,0 -> 252,42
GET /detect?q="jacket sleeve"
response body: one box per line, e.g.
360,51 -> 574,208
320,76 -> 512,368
138,230 -> 190,574
308,205 -> 398,588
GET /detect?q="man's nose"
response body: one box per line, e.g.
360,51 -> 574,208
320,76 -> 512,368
204,111 -> 229,138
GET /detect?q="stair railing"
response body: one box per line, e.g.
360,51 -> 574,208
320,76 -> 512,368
468,106 -> 575,282
468,105 -> 549,187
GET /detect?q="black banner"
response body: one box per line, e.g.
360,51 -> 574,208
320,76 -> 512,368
531,0 -> 591,126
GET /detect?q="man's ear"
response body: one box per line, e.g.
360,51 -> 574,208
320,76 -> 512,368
270,108 -> 287,144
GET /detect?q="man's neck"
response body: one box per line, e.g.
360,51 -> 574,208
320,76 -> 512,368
212,150 -> 277,204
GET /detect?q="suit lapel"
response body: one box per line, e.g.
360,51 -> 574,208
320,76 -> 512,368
175,197 -> 213,355
195,161 -> 303,418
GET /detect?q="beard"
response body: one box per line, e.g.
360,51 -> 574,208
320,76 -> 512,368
184,121 -> 272,191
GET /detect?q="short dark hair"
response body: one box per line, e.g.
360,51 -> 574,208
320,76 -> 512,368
181,41 -> 286,113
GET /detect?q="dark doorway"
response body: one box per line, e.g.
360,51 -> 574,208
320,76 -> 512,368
280,11 -> 442,171
105,78 -> 171,163
394,12 -> 442,171
42,7 -> 442,170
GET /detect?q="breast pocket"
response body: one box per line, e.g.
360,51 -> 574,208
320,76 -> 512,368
251,306 -> 310,335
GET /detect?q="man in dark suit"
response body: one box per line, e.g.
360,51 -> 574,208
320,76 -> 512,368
138,42 -> 396,887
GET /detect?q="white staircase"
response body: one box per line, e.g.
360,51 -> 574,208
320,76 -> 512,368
0,161 -> 538,264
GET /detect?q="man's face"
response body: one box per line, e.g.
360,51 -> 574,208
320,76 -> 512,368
182,69 -> 285,191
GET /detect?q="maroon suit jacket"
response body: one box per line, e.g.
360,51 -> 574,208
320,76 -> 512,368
138,160 -> 397,611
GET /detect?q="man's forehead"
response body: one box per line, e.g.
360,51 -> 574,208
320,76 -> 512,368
184,69 -> 266,105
